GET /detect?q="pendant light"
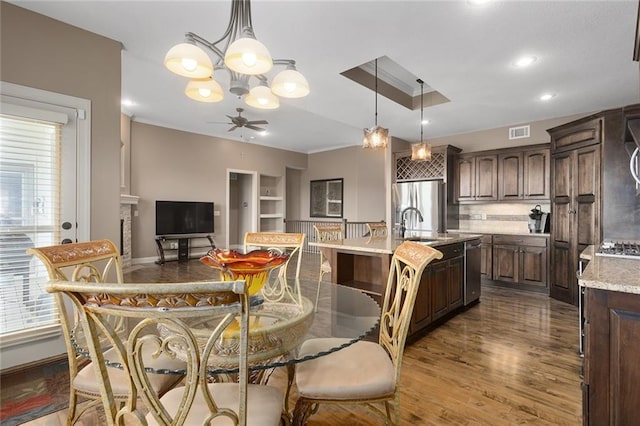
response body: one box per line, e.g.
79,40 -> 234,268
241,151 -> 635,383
411,79 -> 432,161
363,58 -> 389,149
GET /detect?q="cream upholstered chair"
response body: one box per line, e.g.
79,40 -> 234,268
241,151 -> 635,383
293,241 -> 443,425
243,232 -> 305,303
312,224 -> 343,309
366,222 -> 388,238
27,240 -> 184,425
46,278 -> 285,426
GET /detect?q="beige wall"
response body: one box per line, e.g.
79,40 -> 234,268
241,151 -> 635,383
130,122 -> 307,259
428,113 -> 589,153
302,146 -> 387,222
1,2 -> 122,243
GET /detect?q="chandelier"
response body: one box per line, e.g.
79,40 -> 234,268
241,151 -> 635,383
411,78 -> 432,161
164,0 -> 309,109
363,58 -> 389,149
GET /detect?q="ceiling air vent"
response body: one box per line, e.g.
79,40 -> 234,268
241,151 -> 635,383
509,125 -> 530,140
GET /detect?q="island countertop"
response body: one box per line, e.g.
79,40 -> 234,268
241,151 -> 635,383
309,232 -> 482,255
578,245 -> 640,294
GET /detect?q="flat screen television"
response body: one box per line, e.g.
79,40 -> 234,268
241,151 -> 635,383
155,201 -> 214,236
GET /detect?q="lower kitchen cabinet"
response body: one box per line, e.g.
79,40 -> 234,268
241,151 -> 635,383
480,234 -> 493,279
583,288 -> 640,425
492,235 -> 548,289
411,243 -> 465,334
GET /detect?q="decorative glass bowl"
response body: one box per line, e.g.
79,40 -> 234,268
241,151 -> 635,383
200,248 -> 288,296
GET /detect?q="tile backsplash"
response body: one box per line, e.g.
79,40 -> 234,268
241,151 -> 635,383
455,203 -> 551,234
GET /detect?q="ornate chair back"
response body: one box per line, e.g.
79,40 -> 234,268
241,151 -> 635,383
27,240 -> 182,424
293,241 -> 443,424
379,241 -> 443,382
243,232 -> 305,303
46,279 -> 284,426
366,222 -> 388,238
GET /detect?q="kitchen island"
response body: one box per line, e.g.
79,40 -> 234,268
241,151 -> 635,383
578,248 -> 640,425
311,232 -> 481,341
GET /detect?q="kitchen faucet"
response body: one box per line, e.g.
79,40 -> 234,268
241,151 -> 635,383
400,207 -> 424,238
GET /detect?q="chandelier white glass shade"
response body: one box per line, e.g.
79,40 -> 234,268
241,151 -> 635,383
185,78 -> 224,102
164,42 -> 213,78
245,81 -> 280,109
363,58 -> 389,149
271,65 -> 310,98
411,78 -> 432,161
224,28 -> 273,75
164,0 -> 308,109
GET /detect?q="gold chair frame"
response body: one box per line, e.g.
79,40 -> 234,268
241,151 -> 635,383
293,241 -> 443,425
46,278 -> 285,426
244,232 -> 305,304
312,224 -> 343,309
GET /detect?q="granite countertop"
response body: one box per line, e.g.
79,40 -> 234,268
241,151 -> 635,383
448,229 -> 550,237
310,233 -> 482,255
579,245 -> 640,294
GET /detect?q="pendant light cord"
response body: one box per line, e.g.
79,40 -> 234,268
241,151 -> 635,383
374,58 -> 379,127
418,78 -> 424,143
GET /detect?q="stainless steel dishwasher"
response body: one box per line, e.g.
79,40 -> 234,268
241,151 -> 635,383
464,239 -> 481,306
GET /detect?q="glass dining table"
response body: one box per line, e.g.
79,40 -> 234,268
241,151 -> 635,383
72,277 -> 380,376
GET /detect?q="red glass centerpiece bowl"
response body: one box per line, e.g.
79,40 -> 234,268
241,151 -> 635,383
200,248 -> 288,296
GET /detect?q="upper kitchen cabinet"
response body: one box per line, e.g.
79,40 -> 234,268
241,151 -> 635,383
456,145 -> 549,203
454,154 -> 498,202
498,147 -> 550,201
550,117 -> 602,153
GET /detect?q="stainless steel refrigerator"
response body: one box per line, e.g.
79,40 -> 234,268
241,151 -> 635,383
393,180 -> 444,235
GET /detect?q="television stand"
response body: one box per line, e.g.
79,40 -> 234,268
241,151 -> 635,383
155,235 -> 216,264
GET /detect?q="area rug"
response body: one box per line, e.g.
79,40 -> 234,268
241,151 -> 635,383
0,358 -> 69,425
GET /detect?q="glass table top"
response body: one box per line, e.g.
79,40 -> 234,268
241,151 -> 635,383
73,279 -> 380,375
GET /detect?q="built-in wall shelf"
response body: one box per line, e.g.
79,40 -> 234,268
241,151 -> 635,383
259,174 -> 284,232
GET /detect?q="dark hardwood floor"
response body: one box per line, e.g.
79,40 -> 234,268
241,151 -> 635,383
23,253 -> 582,425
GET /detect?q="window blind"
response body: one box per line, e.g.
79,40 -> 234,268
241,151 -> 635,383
0,114 -> 61,337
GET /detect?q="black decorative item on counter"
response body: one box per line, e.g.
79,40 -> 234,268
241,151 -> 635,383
528,205 -> 550,233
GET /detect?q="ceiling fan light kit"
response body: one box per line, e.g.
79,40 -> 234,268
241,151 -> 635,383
164,0 -> 308,110
363,58 -> 389,149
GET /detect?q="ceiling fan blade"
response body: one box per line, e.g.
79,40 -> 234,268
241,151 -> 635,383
225,115 -> 235,120
247,120 -> 268,125
207,121 -> 232,124
228,126 -> 239,132
245,125 -> 266,132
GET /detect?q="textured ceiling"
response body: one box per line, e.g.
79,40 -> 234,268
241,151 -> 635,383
9,0 -> 640,153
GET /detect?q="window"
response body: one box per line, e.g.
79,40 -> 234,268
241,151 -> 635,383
0,114 -> 63,337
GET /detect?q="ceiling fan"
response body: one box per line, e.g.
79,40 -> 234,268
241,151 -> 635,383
209,108 -> 268,132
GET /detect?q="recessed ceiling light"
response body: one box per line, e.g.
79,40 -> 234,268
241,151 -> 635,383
421,119 -> 430,125
121,99 -> 135,107
468,0 -> 492,5
513,55 -> 537,68
539,93 -> 556,101
259,131 -> 268,136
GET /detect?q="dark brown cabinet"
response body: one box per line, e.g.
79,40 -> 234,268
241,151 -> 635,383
583,288 -> 640,425
480,234 -> 493,279
455,155 -> 498,202
549,118 -> 602,305
498,148 -> 550,201
492,235 -> 548,289
411,243 -> 465,335
457,145 -> 549,203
